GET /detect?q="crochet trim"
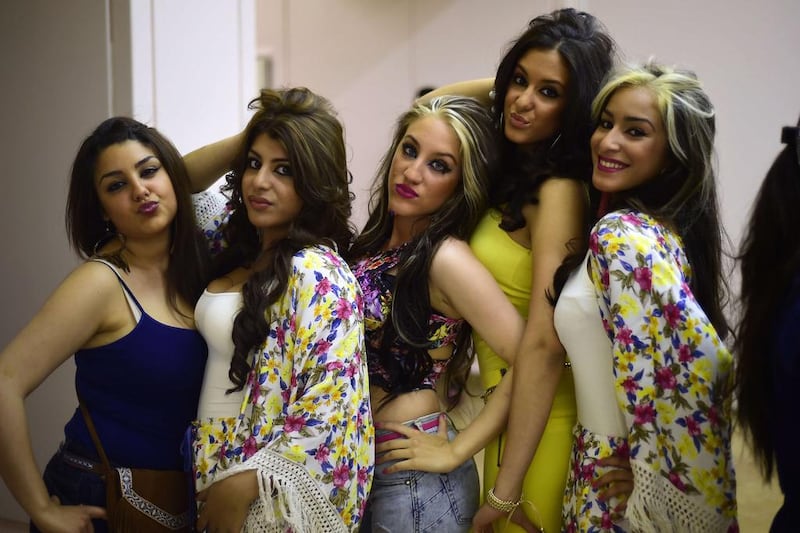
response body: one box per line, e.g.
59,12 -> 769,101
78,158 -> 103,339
215,448 -> 348,533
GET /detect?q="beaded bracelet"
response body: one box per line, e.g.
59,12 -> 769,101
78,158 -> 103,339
486,487 -> 520,514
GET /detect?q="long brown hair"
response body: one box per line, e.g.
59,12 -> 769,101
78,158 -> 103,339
215,88 -> 355,391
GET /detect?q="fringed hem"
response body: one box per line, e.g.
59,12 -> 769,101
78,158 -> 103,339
215,449 -> 348,533
625,460 -> 733,533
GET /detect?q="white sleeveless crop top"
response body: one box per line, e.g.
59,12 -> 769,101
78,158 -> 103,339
553,253 -> 626,437
195,289 -> 245,419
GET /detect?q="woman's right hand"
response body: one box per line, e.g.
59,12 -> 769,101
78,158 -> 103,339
32,496 -> 106,533
594,454 -> 634,513
374,414 -> 461,474
472,502 -> 541,533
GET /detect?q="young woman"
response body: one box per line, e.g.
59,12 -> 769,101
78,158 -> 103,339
0,117 -> 211,533
735,117 -> 800,533
188,87 -> 372,533
553,63 -> 738,531
349,94 -> 527,532
388,9 -> 618,532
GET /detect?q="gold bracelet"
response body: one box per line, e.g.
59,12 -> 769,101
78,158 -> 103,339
486,487 -> 520,514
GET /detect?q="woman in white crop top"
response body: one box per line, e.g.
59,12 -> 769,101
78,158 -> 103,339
187,87 -> 372,533
553,63 -> 737,532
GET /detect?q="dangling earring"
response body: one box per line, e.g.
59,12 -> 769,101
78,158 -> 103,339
92,220 -> 114,255
549,133 -> 562,151
93,219 -> 129,272
489,87 -> 503,127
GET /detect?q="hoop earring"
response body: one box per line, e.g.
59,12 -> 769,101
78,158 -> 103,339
549,133 -> 562,151
92,220 -> 129,271
92,220 -> 114,255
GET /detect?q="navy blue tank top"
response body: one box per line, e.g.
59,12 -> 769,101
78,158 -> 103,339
63,261 -> 208,469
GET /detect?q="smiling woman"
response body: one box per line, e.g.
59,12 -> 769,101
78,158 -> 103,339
590,86 -> 670,193
555,62 -> 737,532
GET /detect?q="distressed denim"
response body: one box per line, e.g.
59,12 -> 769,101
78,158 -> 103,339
362,413 -> 479,533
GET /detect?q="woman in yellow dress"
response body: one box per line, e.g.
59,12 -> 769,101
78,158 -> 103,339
377,8 -> 618,532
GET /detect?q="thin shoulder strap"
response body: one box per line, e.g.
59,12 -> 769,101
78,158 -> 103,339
77,396 -> 114,474
90,258 -> 144,318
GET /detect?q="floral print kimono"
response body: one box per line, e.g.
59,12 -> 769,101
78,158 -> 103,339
562,210 -> 737,532
191,246 -> 374,532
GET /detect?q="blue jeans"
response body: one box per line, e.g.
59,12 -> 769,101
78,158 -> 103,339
30,440 -> 108,533
362,413 -> 479,532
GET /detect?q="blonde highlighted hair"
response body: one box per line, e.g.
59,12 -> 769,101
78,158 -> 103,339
592,61 -> 716,218
349,95 -> 496,409
592,60 -> 729,336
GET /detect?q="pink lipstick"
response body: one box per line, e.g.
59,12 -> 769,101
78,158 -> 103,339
138,201 -> 159,214
395,184 -> 418,199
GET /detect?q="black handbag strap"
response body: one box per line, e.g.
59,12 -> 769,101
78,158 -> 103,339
77,396 -> 115,476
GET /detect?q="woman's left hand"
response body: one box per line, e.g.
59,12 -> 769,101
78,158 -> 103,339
594,454 -> 634,512
375,414 -> 460,474
196,470 -> 258,533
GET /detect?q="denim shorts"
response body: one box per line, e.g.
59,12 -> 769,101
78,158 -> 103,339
30,440 -> 108,533
362,412 -> 479,533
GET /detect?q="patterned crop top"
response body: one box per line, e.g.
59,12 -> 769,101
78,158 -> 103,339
352,244 -> 464,392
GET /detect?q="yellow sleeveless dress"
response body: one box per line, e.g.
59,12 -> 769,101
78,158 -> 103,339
469,209 -> 576,533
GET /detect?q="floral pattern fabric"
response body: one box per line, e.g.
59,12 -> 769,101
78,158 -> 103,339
351,244 -> 463,391
192,246 -> 374,532
199,198 -> 231,257
564,210 -> 737,532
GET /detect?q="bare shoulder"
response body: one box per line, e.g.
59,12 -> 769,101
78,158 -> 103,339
522,177 -> 586,231
70,260 -> 123,290
537,176 -> 586,202
430,236 -> 474,271
55,260 -> 127,313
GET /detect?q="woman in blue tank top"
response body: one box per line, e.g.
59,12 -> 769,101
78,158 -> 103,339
0,117 -> 212,532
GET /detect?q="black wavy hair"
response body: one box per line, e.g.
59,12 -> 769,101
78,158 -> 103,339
490,8 -> 615,232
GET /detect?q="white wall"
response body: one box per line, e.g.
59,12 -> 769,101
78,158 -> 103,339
589,0 -> 800,247
128,0 -> 256,154
0,0 -> 111,522
256,0 -> 800,245
0,0 -> 255,523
